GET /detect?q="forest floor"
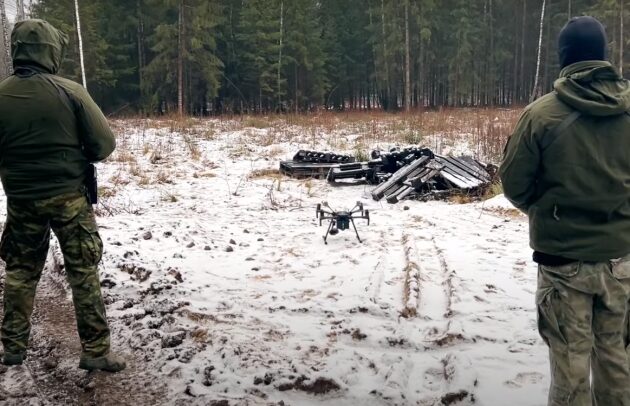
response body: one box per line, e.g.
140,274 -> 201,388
0,111 -> 552,405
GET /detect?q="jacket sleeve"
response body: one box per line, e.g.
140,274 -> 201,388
72,85 -> 116,162
499,109 -> 541,213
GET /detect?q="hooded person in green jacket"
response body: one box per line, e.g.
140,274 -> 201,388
500,16 -> 630,405
0,19 -> 125,372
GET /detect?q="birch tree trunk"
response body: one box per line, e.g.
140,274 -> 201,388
1,0 -> 12,78
568,0 -> 572,20
74,0 -> 87,88
530,0 -> 546,103
16,0 -> 26,21
404,0 -> 411,111
177,0 -> 184,116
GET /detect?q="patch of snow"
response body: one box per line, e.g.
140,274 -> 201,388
0,119 -> 547,405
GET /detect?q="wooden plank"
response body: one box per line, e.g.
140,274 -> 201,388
433,157 -> 486,189
440,170 -> 481,188
435,155 -> 490,183
386,185 -> 415,203
371,156 -> 429,201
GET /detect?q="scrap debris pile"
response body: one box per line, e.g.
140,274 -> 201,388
279,148 -> 495,204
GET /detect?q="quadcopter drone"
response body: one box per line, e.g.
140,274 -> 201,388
316,201 -> 370,244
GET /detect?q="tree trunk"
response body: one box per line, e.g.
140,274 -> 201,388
543,2 -> 552,92
512,3 -> 520,103
489,0 -> 495,105
619,0 -> 626,76
530,0 -> 546,103
177,0 -> 184,116
137,0 -> 145,99
277,0 -> 284,111
74,0 -> 87,88
16,0 -> 25,21
380,0 -> 391,110
404,0 -> 411,111
520,0 -> 527,102
0,0 -> 11,78
568,0 -> 571,20
368,3 -> 379,108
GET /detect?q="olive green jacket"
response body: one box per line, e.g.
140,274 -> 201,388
0,19 -> 115,200
500,60 -> 630,261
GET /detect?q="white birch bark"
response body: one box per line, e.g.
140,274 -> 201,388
16,0 -> 25,21
530,0 -> 546,103
74,0 -> 87,88
0,0 -> 11,78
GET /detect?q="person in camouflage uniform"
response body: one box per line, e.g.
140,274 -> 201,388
0,19 -> 125,372
500,17 -> 630,405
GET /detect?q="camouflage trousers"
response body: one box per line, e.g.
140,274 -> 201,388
0,191 -> 110,358
537,257 -> 630,406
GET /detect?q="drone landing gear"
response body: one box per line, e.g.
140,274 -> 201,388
317,201 -> 370,244
350,218 -> 363,244
323,218 -> 363,244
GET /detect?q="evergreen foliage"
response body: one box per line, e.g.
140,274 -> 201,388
26,0 -> 629,114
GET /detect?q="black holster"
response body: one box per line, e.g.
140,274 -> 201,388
86,164 -> 98,205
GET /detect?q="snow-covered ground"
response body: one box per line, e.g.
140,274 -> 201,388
2,118 -> 547,405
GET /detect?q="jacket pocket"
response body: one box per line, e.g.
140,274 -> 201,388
0,225 -> 12,262
78,220 -> 103,266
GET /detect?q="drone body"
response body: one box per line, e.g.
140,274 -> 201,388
316,202 -> 370,244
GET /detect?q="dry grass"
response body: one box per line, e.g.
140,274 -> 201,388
116,108 -> 520,163
137,174 -> 151,186
193,171 -> 217,179
161,190 -> 179,203
248,168 -> 283,180
233,108 -> 519,162
182,134 -> 201,160
156,171 -> 173,184
112,149 -> 137,164
449,193 -> 478,205
303,179 -> 316,197
483,182 -> 504,200
98,186 -> 117,199
190,328 -> 210,343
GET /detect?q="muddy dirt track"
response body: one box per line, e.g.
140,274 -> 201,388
0,247 -> 166,406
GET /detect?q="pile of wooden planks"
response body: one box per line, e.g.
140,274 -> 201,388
371,154 -> 492,203
279,148 -> 493,203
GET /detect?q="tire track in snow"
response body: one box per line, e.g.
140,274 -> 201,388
402,216 -> 478,405
365,231 -> 388,305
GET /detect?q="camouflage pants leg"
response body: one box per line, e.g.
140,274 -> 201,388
0,206 -> 50,355
537,258 -> 630,406
0,192 -> 110,358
